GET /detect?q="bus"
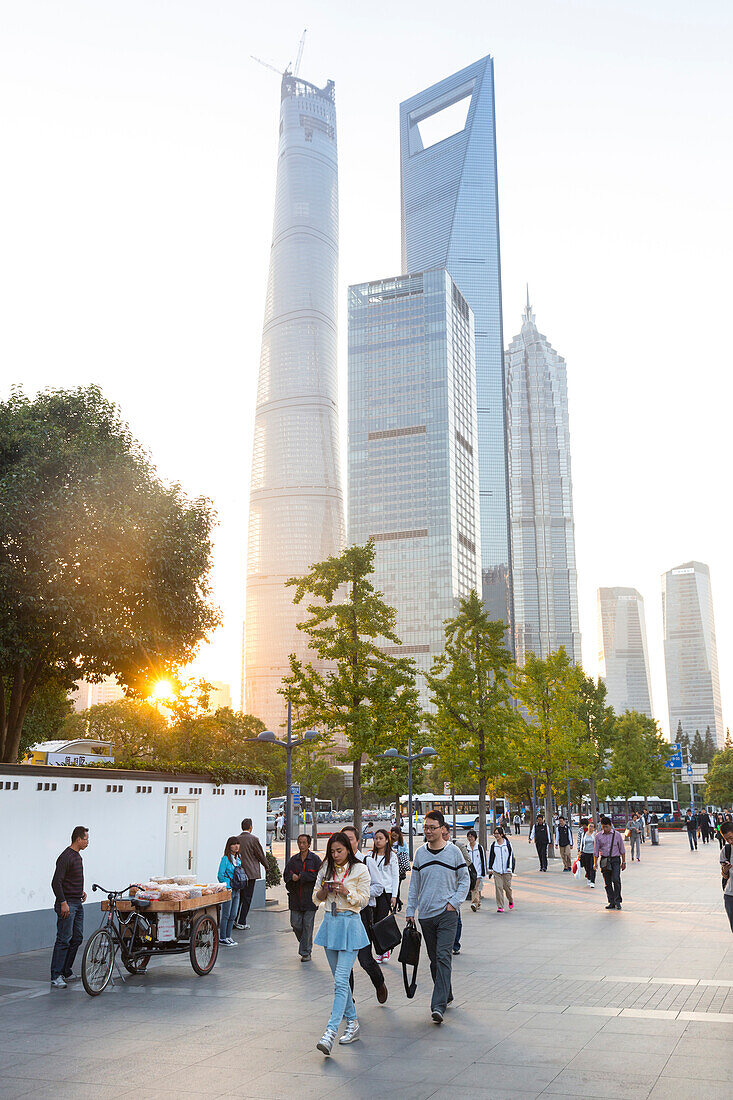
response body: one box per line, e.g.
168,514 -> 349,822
397,794 -> 511,833
593,796 -> 680,826
268,797 -> 332,818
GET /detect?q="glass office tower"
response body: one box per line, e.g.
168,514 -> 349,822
400,55 -> 512,632
662,561 -> 724,747
244,73 -> 344,733
348,270 -> 481,709
505,298 -> 581,665
597,587 -> 654,718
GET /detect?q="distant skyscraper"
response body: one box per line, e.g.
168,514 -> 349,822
348,269 -> 481,709
245,73 -> 344,732
399,56 -> 512,631
662,561 -> 724,747
71,676 -> 126,714
597,588 -> 653,718
505,297 -> 581,665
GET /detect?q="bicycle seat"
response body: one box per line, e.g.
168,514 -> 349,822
131,898 -> 151,910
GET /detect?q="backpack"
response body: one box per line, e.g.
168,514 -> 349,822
465,860 -> 478,898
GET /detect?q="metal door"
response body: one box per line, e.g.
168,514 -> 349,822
164,798 -> 199,876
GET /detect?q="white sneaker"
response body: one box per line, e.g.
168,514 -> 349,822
317,1027 -> 337,1056
221,938 -> 238,947
241,923 -> 251,930
50,976 -> 67,988
339,1019 -> 360,1044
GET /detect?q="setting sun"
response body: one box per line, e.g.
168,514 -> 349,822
149,678 -> 174,704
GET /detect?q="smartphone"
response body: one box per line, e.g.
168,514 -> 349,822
324,880 -> 338,892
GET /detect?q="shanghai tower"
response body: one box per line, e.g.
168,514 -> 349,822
244,72 -> 344,732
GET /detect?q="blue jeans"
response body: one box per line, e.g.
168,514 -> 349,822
453,911 -> 462,951
50,899 -> 84,979
220,891 -> 239,940
325,948 -> 358,1030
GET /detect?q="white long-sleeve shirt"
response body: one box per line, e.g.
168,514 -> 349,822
365,852 -> 399,904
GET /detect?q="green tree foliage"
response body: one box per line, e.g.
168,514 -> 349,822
0,386 -> 219,763
702,727 -> 717,764
605,710 -> 669,817
572,675 -> 617,818
426,592 -> 515,849
16,677 -> 73,761
691,729 -> 705,763
282,541 -> 423,833
512,648 -> 585,855
60,699 -> 168,761
704,745 -> 733,806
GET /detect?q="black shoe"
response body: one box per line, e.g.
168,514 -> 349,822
431,1009 -> 444,1024
605,903 -> 615,909
615,903 -> 622,910
452,947 -> 460,955
376,982 -> 388,1004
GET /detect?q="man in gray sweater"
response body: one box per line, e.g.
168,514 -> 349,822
406,808 -> 470,1024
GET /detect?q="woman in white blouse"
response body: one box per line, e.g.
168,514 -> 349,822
366,828 -> 399,959
487,826 -> 516,913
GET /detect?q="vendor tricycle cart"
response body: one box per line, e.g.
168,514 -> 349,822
80,883 -> 229,996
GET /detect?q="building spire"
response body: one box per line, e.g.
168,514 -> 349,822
523,284 -> 535,325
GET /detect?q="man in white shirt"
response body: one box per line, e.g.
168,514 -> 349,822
465,829 -> 487,911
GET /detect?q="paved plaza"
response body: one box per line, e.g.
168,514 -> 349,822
1,828 -> 731,1099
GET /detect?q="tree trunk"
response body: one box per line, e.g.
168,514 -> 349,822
310,791 -> 318,852
490,789 -> 496,832
478,774 -> 488,849
589,775 -> 599,822
545,778 -> 555,859
353,757 -> 362,838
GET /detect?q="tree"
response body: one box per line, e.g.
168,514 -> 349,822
318,767 -> 345,808
429,710 -> 478,838
572,675 -> 617,820
426,592 -> 515,849
704,745 -> 733,806
691,729 -> 705,763
282,541 -> 423,834
60,699 -> 168,761
16,677 -> 73,761
292,740 -> 339,850
0,386 -> 220,762
513,649 -> 585,858
605,710 -> 669,818
702,727 -> 717,764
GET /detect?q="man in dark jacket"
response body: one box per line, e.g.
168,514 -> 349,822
529,815 -> 549,871
685,810 -> 698,852
50,825 -> 89,988
283,833 -> 322,960
234,818 -> 268,930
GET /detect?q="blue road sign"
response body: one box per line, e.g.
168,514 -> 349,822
665,754 -> 683,769
685,764 -> 694,777
289,783 -> 301,807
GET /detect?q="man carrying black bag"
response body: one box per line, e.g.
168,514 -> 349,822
406,809 -> 469,1025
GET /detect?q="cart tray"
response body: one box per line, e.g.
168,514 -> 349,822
102,891 -> 230,913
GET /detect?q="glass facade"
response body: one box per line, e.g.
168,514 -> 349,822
400,56 -> 512,631
348,269 -> 481,709
597,588 -> 653,718
662,562 -> 724,747
505,300 -> 581,665
245,74 -> 345,733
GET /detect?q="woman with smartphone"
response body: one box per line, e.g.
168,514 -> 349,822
313,831 -> 371,1056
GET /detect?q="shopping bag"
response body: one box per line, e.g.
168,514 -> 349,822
572,860 -> 581,880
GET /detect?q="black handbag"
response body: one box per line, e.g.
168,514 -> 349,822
398,923 -> 422,998
370,912 -> 402,956
231,866 -> 247,890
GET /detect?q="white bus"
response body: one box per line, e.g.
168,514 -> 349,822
593,796 -> 680,825
397,794 -> 511,833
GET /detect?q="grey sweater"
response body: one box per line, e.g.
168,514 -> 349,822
406,841 -> 470,920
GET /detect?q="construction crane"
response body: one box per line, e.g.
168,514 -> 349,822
251,29 -> 307,79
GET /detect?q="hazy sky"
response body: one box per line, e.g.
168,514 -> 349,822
2,1 -> 732,734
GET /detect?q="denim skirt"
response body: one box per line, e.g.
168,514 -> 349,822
314,910 -> 369,951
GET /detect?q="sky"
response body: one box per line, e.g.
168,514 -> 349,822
2,0 -> 732,735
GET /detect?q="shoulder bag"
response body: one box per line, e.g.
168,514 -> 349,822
398,922 -> 422,998
231,865 -> 247,890
371,912 -> 402,956
600,830 -> 616,871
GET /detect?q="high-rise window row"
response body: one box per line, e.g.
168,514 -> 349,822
244,74 -> 344,735
597,588 -> 653,718
505,298 -> 581,665
662,561 -> 724,748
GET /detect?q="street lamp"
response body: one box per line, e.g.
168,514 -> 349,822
246,699 -> 320,864
376,738 -> 437,859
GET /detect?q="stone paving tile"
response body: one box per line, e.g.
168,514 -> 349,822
662,1053 -> 732,1081
647,1080 -> 733,1100
565,1049 -> 669,1077
0,1081 -> 37,1099
541,1068 -> 655,1099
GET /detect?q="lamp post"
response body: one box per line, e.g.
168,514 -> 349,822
246,699 -> 320,865
377,739 -> 437,859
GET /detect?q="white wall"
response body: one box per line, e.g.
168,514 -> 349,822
0,768 -> 267,918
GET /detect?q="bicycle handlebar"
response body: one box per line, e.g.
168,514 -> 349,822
91,883 -> 137,897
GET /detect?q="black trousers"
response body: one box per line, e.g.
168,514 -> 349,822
349,906 -> 384,993
536,842 -> 548,871
580,851 -> 595,883
514,823 -> 521,834
236,879 -> 256,924
725,894 -> 733,934
601,856 -> 622,905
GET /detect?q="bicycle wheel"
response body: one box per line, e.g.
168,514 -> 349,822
189,913 -> 218,975
81,929 -> 115,996
120,923 -> 150,974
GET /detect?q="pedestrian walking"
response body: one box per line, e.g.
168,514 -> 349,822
579,819 -> 597,886
390,825 -> 410,911
366,829 -> 398,959
276,812 -> 285,840
284,833 -> 322,961
699,810 -> 711,844
513,812 -> 522,835
465,829 -> 487,911
684,810 -> 698,852
487,826 -> 515,911
341,825 -> 389,1004
594,815 -> 626,910
627,813 -> 643,862
50,825 -> 89,988
217,837 -> 242,946
406,809 -> 469,1024
719,820 -> 733,933
716,813 -> 726,848
234,818 -> 268,930
529,814 -> 549,871
313,832 -> 371,1055
554,815 -> 574,871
